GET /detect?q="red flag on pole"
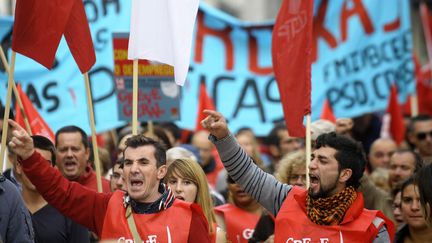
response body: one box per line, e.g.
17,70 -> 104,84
272,0 -> 313,137
387,85 -> 405,145
15,84 -> 55,142
416,64 -> 432,116
320,100 -> 336,123
12,0 -> 95,73
195,80 -> 216,131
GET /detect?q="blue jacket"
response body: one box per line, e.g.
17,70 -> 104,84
0,175 -> 34,243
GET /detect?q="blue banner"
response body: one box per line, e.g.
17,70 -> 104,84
180,0 -> 414,135
0,0 -> 414,136
0,1 -> 131,134
311,0 -> 414,119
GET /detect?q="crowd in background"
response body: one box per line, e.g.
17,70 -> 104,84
1,99 -> 432,242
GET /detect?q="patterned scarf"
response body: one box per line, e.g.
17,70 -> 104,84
307,186 -> 357,225
123,183 -> 175,214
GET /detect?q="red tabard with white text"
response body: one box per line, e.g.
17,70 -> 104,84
215,204 -> 260,243
101,191 -> 191,242
274,187 -> 394,243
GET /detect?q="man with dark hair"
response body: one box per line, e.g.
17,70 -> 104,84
109,158 -> 125,192
415,164 -> 432,225
14,135 -> 89,243
407,114 -> 432,164
32,135 -> 56,166
55,125 -> 110,192
8,120 -> 210,242
266,123 -> 302,173
201,110 -> 394,242
160,122 -> 182,147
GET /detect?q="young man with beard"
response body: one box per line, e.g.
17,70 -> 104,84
201,110 -> 395,243
7,120 -> 210,242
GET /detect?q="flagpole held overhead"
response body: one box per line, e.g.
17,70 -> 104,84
272,0 -> 313,138
305,114 -> 311,189
83,73 -> 103,193
0,46 -> 32,134
132,60 -> 139,135
0,51 -> 16,174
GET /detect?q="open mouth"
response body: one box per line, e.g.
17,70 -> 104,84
64,161 -> 77,170
176,196 -> 185,200
309,174 -> 319,184
130,179 -> 143,188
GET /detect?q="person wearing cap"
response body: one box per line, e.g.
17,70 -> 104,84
14,135 -> 89,243
7,120 -> 210,242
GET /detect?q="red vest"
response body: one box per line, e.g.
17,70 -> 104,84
274,187 -> 395,243
101,191 -> 192,242
215,204 -> 260,243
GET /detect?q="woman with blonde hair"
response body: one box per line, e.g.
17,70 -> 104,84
275,150 -> 306,187
250,151 -> 306,243
165,158 -> 226,243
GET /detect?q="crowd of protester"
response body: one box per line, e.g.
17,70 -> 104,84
1,103 -> 432,242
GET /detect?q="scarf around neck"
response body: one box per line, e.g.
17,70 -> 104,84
123,183 -> 175,214
306,186 -> 357,225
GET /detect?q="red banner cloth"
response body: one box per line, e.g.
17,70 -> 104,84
272,0 -> 313,137
12,0 -> 95,73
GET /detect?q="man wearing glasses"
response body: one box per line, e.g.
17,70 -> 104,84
407,115 -> 432,165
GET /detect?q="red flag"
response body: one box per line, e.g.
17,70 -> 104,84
417,4 -> 432,116
387,85 -> 405,145
403,55 -> 432,116
320,100 -> 336,123
272,0 -> 313,137
195,80 -> 216,131
15,84 -> 55,142
12,0 -> 95,73
417,64 -> 432,116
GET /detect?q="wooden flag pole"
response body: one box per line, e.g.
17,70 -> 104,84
83,73 -> 103,193
410,95 -> 419,117
0,47 -> 32,134
147,120 -> 154,138
305,114 -> 311,189
0,51 -> 16,173
132,60 -> 138,135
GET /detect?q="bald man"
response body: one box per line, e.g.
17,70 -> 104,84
368,138 -> 397,172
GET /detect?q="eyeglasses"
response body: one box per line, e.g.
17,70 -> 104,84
416,131 -> 432,141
